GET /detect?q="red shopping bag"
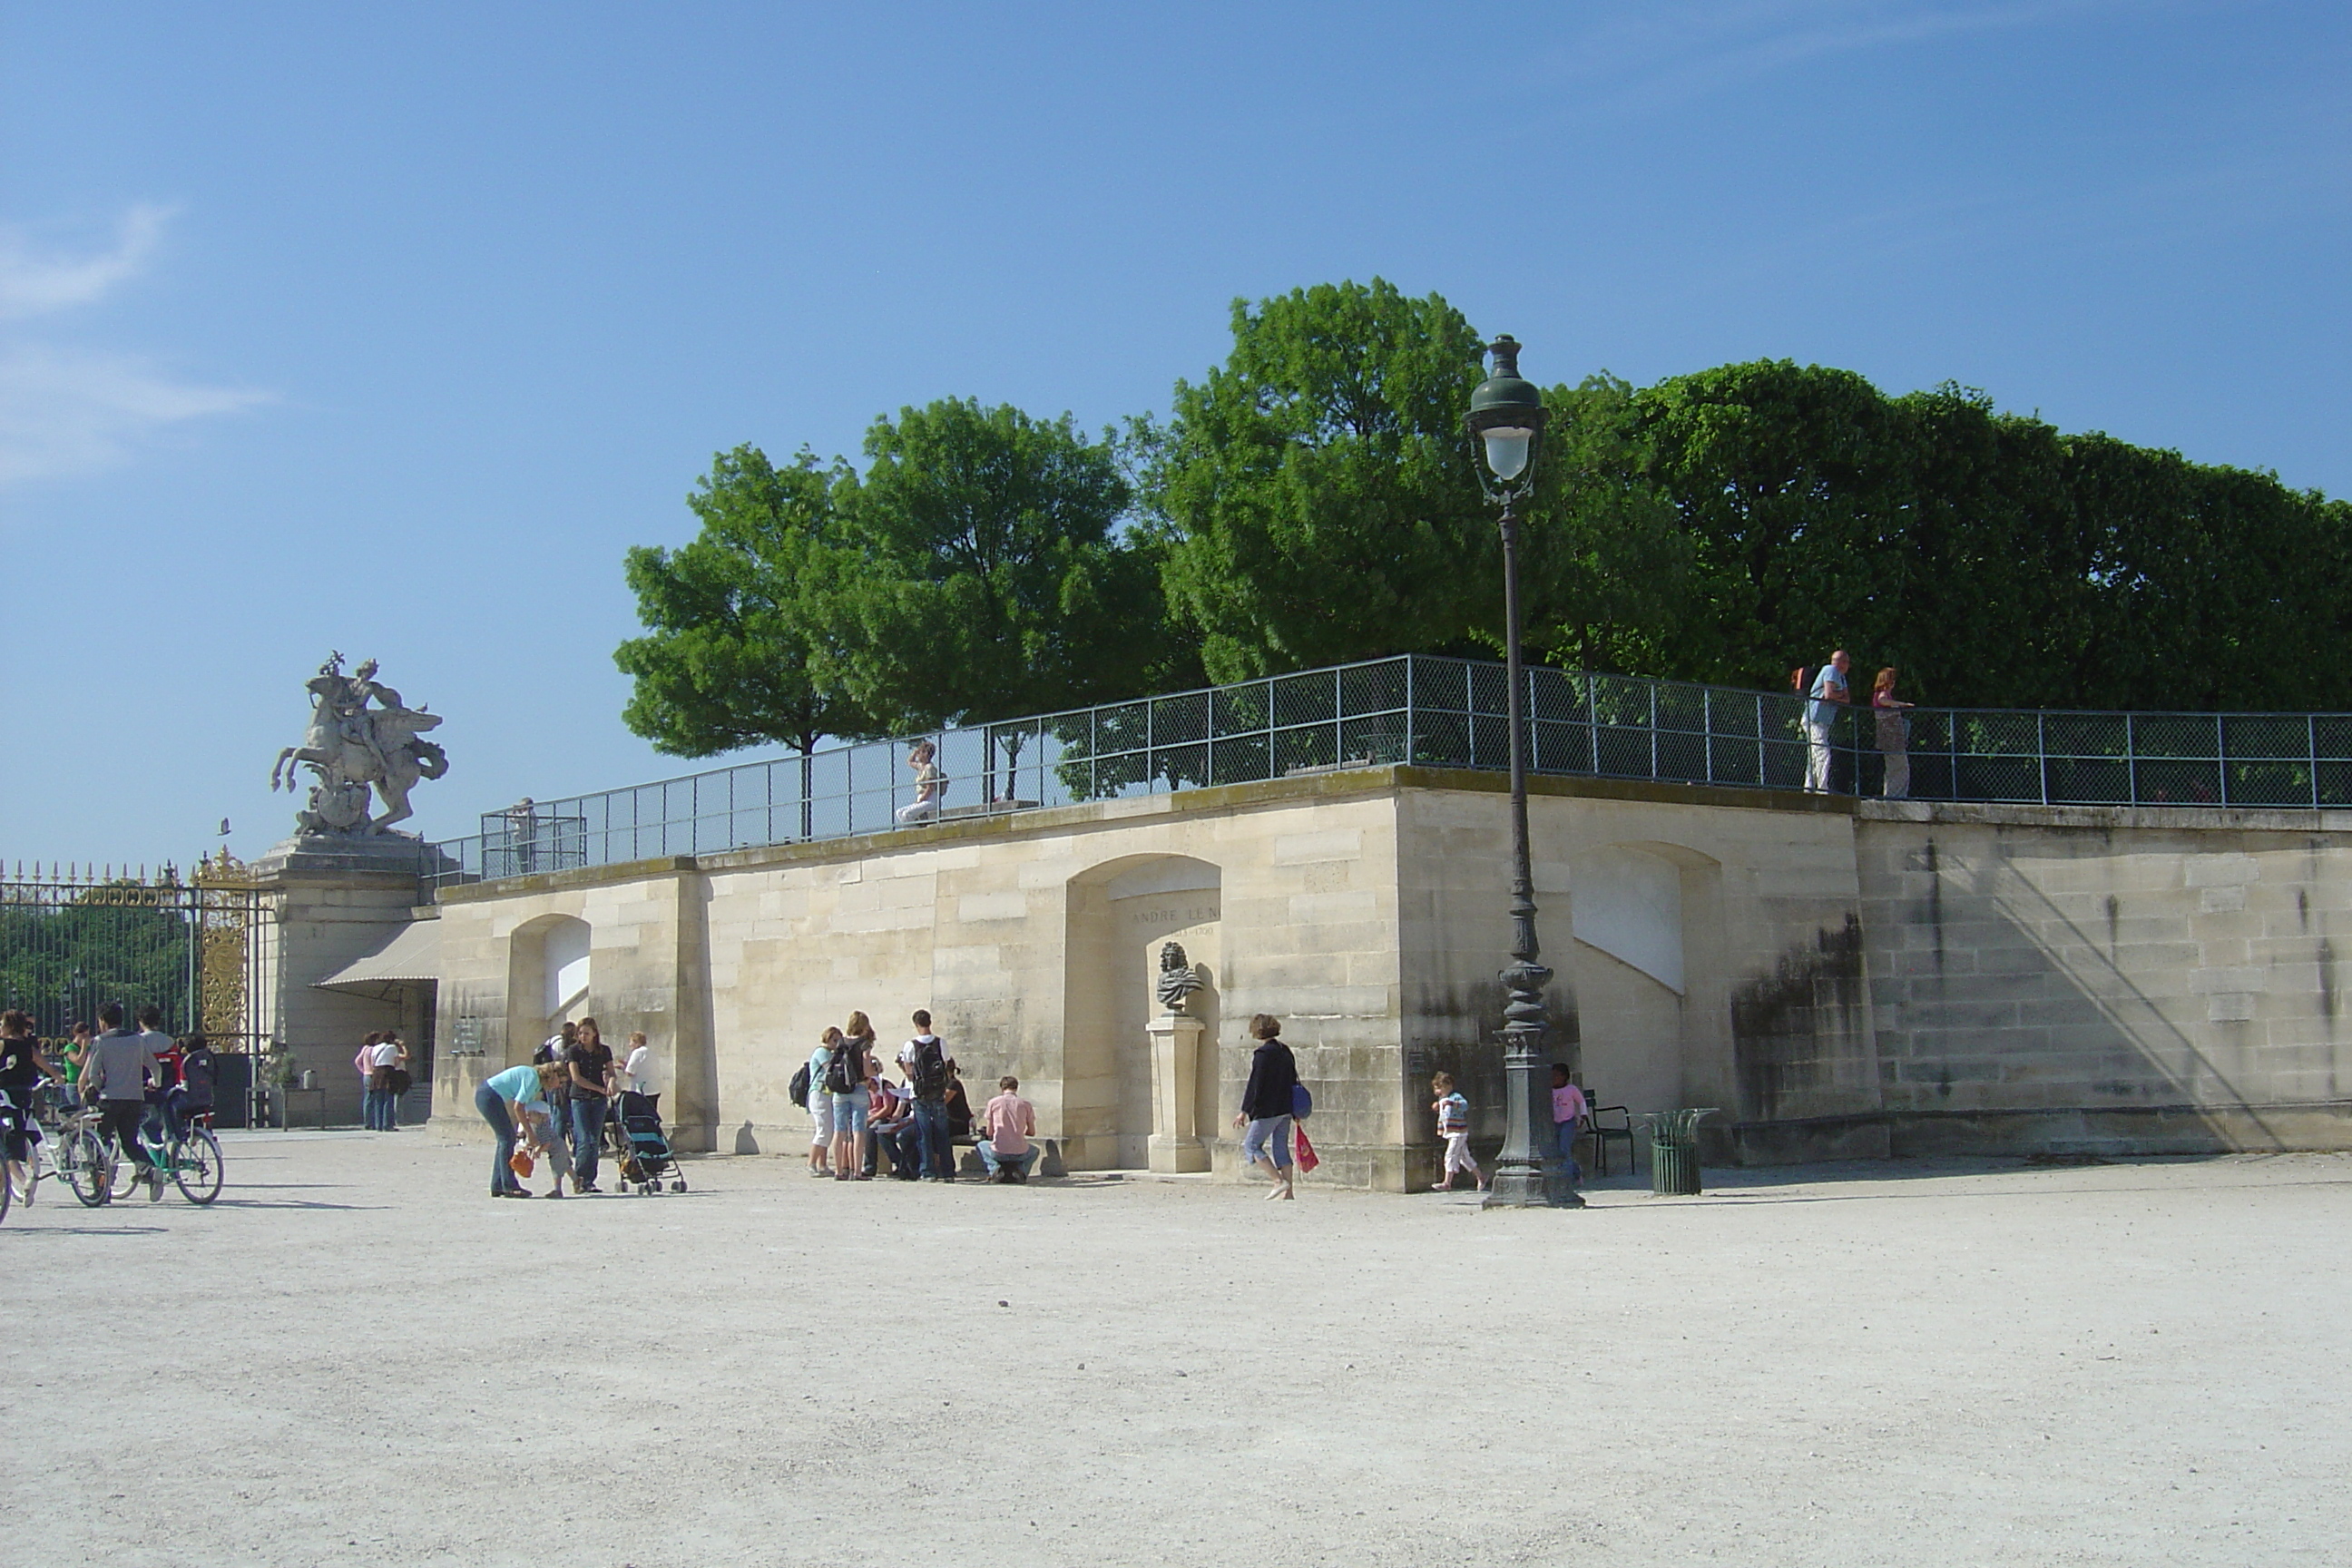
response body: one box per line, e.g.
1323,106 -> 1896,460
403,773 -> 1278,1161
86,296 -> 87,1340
1293,1123 -> 1318,1174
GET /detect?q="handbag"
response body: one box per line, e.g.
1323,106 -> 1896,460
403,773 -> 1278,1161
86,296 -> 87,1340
387,1068 -> 413,1097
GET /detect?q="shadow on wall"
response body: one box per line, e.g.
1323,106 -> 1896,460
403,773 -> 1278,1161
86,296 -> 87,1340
735,1120 -> 760,1155
1867,833 -> 2326,1155
1730,912 -> 1869,1125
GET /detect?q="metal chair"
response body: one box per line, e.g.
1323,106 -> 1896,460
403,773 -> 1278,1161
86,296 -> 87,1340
1584,1101 -> 1638,1177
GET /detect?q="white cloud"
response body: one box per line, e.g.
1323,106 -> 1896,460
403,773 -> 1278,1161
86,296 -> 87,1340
0,203 -> 174,319
0,345 -> 270,485
0,204 -> 266,488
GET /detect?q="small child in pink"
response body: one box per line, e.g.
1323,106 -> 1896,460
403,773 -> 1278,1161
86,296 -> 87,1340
1430,1072 -> 1484,1191
1550,1063 -> 1588,1183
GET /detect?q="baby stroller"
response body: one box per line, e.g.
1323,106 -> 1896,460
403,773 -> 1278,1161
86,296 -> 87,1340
606,1090 -> 684,1194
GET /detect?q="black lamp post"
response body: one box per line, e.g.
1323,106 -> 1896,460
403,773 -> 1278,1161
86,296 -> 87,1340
1467,335 -> 1582,1210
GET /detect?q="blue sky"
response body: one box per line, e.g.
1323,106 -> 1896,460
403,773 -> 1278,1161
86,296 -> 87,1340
3,1 -> 2345,867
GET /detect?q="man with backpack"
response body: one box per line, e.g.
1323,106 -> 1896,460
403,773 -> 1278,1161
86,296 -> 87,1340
898,1010 -> 956,1181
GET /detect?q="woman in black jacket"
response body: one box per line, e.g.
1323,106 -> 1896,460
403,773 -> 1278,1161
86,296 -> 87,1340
1232,1014 -> 1298,1200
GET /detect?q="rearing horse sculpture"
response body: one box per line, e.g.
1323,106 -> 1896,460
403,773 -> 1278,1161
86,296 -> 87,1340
270,654 -> 450,836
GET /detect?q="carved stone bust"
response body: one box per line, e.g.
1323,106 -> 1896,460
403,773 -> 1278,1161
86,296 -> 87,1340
1156,940 -> 1202,1013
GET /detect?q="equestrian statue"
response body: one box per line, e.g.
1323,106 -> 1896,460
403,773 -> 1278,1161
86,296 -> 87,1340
270,652 -> 450,836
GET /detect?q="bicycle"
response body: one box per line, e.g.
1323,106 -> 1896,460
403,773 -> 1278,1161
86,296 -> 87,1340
70,1105 -> 223,1207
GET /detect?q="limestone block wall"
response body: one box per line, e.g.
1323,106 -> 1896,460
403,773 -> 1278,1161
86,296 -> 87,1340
416,767 -> 2352,1181
261,867 -> 423,1126
1856,801 -> 2352,1154
434,780 -> 1411,1181
1394,771 -> 1880,1176
431,861 -> 713,1148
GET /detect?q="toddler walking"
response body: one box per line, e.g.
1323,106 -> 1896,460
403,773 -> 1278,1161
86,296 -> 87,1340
1430,1072 -> 1485,1191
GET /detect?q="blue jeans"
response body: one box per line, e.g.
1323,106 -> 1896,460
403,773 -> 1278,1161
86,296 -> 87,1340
363,1086 -> 388,1131
977,1142 -> 1036,1179
475,1083 -> 523,1194
571,1095 -> 608,1183
1554,1121 -> 1585,1183
1242,1114 -> 1293,1170
912,1097 -> 951,1180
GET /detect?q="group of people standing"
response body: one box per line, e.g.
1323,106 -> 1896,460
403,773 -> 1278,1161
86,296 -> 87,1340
799,1009 -> 1037,1182
355,1032 -> 410,1131
470,1017 -> 653,1198
1803,650 -> 1916,799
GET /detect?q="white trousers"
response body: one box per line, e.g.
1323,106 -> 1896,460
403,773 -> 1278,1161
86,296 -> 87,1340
1804,720 -> 1835,793
1442,1132 -> 1477,1175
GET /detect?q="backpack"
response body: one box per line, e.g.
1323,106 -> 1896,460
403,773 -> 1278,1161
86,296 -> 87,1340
825,1042 -> 862,1097
909,1037 -> 947,1098
180,1049 -> 217,1108
788,1061 -> 812,1110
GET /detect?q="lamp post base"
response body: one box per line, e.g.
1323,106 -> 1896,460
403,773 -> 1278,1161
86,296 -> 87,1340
1482,1161 -> 1585,1210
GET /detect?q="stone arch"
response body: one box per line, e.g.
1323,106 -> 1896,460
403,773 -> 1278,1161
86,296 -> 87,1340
1063,854 -> 1223,1170
505,912 -> 593,1066
1569,840 -> 1726,1118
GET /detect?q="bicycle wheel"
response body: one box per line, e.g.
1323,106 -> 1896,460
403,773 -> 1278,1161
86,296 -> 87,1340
172,1130 -> 223,1206
65,1129 -> 111,1208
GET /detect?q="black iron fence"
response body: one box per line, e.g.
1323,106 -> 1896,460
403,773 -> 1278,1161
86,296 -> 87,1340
0,858 -> 278,1058
426,655 -> 2352,890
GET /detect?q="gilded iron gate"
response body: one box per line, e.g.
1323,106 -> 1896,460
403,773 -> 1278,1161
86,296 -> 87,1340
0,854 -> 279,1061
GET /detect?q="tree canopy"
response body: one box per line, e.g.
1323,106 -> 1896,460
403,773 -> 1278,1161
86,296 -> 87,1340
620,279 -> 2352,760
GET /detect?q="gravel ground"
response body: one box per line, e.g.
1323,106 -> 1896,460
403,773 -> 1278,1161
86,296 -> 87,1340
3,1132 -> 2347,1567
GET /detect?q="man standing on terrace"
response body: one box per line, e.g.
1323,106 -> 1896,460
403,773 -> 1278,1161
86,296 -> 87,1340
1805,650 -> 1852,793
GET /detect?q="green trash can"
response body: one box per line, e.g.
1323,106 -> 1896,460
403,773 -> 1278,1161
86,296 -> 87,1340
1643,1108 -> 1716,1196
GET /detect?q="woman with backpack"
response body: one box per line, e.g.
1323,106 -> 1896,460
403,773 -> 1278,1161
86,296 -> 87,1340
828,1018 -> 873,1181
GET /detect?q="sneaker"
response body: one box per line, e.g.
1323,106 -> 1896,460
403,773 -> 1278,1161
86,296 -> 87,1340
146,1169 -> 164,1202
579,1183 -> 603,1194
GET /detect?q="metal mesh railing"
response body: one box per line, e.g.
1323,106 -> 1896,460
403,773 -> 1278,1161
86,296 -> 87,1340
424,655 -> 2352,890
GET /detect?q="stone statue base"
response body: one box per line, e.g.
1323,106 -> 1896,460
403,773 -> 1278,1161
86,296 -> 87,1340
251,831 -> 460,882
1146,1013 -> 1210,1173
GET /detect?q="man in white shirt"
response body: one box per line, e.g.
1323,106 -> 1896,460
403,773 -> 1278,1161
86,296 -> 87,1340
1804,650 -> 1851,794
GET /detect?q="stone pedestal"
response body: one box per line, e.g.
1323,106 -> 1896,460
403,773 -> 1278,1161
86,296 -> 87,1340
250,835 -> 449,1127
1146,1012 -> 1209,1173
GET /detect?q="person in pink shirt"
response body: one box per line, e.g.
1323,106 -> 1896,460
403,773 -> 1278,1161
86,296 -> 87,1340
978,1075 -> 1037,1183
1550,1063 -> 1589,1183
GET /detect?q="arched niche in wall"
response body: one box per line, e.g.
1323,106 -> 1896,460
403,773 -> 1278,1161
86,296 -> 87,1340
1569,841 -> 1723,1117
1063,853 -> 1223,1171
505,913 -> 593,1064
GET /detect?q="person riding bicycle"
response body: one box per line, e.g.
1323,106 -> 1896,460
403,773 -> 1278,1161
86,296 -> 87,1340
166,1034 -> 218,1142
1,1010 -> 63,1203
82,1002 -> 162,1196
134,1005 -> 180,1150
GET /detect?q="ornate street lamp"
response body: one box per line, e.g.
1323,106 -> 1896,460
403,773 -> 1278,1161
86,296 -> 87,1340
1467,335 -> 1582,1210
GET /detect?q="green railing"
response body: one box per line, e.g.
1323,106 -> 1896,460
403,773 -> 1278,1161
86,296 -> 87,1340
424,655 -> 2352,889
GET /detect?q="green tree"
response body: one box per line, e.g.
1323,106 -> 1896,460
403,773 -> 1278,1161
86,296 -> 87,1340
828,397 -> 1181,730
615,445 -> 881,759
1151,279 -> 1496,682
1515,372 -> 1692,674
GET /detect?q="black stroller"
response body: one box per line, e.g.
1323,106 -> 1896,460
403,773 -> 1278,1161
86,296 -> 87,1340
605,1090 -> 685,1194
